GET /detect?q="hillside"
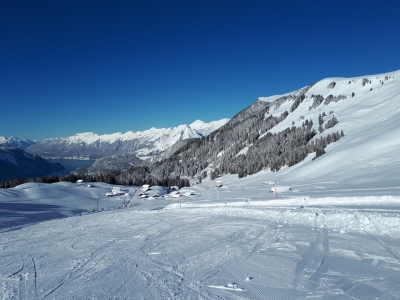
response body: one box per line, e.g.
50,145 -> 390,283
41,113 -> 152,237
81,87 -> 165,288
0,147 -> 65,182
0,136 -> 36,149
142,70 -> 400,185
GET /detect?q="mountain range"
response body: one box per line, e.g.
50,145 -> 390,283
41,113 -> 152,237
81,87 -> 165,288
111,69 -> 400,186
0,136 -> 36,149
1,69 -> 400,184
25,119 -> 229,160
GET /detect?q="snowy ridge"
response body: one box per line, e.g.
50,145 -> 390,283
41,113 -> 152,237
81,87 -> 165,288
190,118 -> 230,136
252,69 -> 400,183
146,69 -> 400,190
26,118 -> 229,160
46,119 -> 228,145
0,136 -> 36,149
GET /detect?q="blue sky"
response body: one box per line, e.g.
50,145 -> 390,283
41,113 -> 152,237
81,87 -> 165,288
1,0 -> 400,140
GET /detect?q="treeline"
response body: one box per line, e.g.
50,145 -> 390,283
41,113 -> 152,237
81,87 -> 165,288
0,166 -> 190,189
220,128 -> 343,177
145,83 -> 343,180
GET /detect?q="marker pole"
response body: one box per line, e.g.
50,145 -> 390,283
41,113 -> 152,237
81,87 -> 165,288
274,185 -> 278,199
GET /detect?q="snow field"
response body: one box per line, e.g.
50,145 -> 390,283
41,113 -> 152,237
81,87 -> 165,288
2,201 -> 400,299
1,169 -> 400,299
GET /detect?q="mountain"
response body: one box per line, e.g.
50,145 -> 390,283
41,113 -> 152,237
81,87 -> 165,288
26,119 -> 229,160
0,136 -> 36,149
0,147 -> 65,181
190,119 -> 230,136
113,69 -> 400,185
81,153 -> 144,174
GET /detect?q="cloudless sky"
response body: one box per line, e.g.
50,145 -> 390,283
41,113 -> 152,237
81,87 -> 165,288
1,0 -> 400,140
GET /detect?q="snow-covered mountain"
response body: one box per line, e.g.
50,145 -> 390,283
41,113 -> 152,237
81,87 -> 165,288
0,147 -> 65,181
26,119 -> 229,160
256,70 -> 400,184
190,119 -> 230,136
0,136 -> 36,149
148,69 -> 400,184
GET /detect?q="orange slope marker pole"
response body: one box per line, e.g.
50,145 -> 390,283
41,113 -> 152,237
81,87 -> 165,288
274,185 -> 278,199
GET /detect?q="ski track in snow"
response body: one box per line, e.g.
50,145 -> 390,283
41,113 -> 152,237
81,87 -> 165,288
1,198 -> 400,299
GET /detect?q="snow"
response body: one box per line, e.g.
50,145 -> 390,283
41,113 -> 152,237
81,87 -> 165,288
1,70 -> 400,299
0,136 -> 36,149
1,171 -> 400,299
49,119 -> 229,146
32,118 -> 230,160
190,118 -> 230,136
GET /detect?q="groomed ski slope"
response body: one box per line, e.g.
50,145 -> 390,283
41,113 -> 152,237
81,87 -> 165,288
1,175 -> 400,299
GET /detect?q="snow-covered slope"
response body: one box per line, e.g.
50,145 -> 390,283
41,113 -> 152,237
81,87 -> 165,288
147,69 -> 400,190
0,136 -> 36,149
190,118 -> 230,136
26,119 -> 229,160
1,176 -> 400,298
256,70 -> 400,185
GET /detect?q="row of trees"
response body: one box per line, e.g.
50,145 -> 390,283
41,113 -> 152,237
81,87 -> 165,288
0,167 -> 190,189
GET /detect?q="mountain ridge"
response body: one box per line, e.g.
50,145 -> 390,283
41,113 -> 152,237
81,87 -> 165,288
0,136 -> 36,149
26,118 -> 230,160
0,146 -> 65,181
129,68 -> 400,185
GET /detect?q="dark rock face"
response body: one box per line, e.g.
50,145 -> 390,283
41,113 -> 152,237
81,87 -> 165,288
87,153 -> 143,174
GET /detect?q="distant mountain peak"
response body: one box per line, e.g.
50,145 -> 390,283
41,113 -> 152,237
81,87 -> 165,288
26,118 -> 230,160
0,136 -> 36,149
190,119 -> 206,128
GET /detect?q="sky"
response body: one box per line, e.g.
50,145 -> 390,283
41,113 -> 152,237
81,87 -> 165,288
1,0 -> 400,141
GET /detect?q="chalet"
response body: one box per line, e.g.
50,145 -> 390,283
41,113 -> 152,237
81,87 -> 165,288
141,184 -> 151,192
112,187 -> 127,196
105,193 -> 113,197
